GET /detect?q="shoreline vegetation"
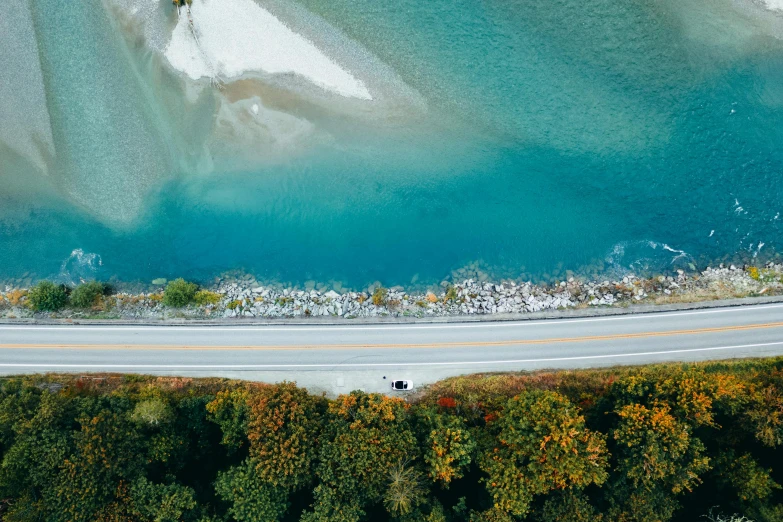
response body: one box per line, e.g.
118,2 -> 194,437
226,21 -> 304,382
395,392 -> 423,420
1,263 -> 783,320
0,358 -> 782,520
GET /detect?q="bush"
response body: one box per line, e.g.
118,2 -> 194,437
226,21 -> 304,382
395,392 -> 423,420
163,278 -> 198,307
28,281 -> 68,311
194,290 -> 221,306
70,281 -> 108,308
372,286 -> 388,306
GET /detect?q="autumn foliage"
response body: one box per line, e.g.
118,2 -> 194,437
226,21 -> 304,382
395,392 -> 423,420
1,360 -> 783,521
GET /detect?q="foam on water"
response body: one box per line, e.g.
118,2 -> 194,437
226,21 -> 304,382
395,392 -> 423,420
57,249 -> 103,286
605,241 -> 695,277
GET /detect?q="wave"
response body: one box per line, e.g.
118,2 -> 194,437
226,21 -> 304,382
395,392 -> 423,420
605,240 -> 695,276
57,249 -> 103,286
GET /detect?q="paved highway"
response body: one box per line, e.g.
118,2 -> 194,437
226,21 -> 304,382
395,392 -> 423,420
1,303 -> 782,394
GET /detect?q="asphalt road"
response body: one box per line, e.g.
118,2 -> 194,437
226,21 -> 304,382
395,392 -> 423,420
1,303 -> 782,394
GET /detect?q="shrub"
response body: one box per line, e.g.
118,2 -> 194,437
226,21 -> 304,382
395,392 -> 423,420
5,289 -> 27,306
194,290 -> 221,306
163,278 -> 198,307
70,281 -> 108,308
445,285 -> 458,302
748,266 -> 760,281
28,281 -> 68,311
372,286 -> 388,306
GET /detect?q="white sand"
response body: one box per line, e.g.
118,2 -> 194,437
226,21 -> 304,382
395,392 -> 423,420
164,0 -> 371,100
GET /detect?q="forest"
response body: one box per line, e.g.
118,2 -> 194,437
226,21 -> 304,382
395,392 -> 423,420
1,358 -> 782,521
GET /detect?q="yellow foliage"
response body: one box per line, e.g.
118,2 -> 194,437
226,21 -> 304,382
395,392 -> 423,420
748,266 -> 760,280
4,289 -> 27,306
426,292 -> 438,303
194,290 -> 221,306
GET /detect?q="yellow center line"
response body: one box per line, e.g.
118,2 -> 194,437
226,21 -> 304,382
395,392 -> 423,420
0,321 -> 782,351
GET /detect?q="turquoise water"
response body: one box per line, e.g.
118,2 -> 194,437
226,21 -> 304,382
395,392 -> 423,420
1,0 -> 783,288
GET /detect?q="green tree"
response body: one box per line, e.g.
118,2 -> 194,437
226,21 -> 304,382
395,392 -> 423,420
162,278 -> 198,308
27,280 -> 68,311
744,383 -> 783,447
0,388 -> 74,520
468,507 -> 515,522
539,490 -> 602,522
480,391 -> 608,517
299,484 -> 364,522
130,477 -> 198,522
214,461 -> 289,522
716,452 -> 781,503
70,281 -> 108,308
206,386 -> 251,451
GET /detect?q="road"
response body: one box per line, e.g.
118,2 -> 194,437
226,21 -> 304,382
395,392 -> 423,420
1,303 -> 782,394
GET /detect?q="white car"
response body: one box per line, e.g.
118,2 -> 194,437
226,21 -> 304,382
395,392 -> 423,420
390,379 -> 414,391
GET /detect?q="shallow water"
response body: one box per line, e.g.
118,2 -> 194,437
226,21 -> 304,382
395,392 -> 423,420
1,0 -> 783,288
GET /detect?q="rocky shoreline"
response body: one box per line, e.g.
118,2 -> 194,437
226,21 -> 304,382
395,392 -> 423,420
2,263 -> 783,321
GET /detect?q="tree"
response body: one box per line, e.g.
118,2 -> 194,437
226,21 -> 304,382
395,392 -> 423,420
744,383 -> 783,447
27,281 -> 68,311
305,392 -> 418,518
162,279 -> 198,308
299,484 -> 364,522
612,401 -> 709,494
246,382 -> 325,490
539,490 -> 602,522
716,452 -> 781,503
130,477 -> 198,522
607,401 -> 710,522
468,507 -> 515,522
417,408 -> 475,485
50,406 -> 144,521
480,391 -> 608,516
214,461 -> 289,522
131,399 -> 173,427
609,368 -> 746,429
384,463 -> 426,517
0,388 -> 75,520
206,386 -> 252,451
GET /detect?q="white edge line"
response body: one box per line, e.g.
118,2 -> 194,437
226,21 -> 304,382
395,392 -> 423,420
0,341 -> 781,369
1,303 -> 782,333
